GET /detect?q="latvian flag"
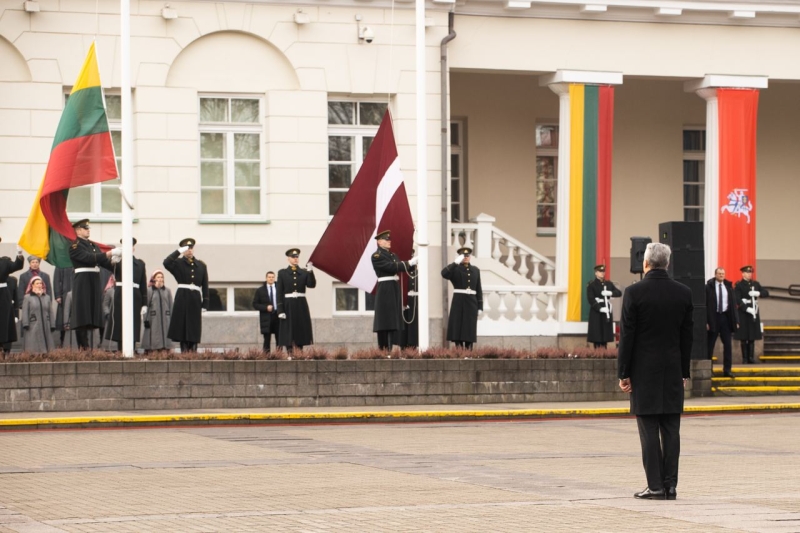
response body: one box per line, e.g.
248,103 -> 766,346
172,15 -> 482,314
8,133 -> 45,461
310,110 -> 414,293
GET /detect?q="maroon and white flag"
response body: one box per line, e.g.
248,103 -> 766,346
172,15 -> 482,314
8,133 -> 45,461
310,110 -> 414,293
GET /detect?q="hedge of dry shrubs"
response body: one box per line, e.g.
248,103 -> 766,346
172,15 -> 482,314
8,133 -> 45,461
1,346 -> 617,363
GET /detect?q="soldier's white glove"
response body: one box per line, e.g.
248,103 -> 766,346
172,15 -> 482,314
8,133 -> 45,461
742,298 -> 750,304
749,290 -> 760,298
278,313 -> 286,319
454,254 -> 464,265
15,317 -> 18,323
478,309 -> 483,315
306,262 -> 313,272
408,257 -> 419,267
178,246 -> 190,254
599,307 -> 609,314
201,308 -> 207,313
601,290 -> 613,297
141,306 -> 148,316
746,307 -> 757,317
16,247 -> 23,256
111,247 -> 123,259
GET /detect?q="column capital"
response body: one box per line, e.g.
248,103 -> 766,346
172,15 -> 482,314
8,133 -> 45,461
684,75 -> 768,93
539,70 -> 623,87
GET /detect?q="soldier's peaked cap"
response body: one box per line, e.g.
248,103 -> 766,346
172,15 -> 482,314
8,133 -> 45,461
179,238 -> 195,248
72,219 -> 90,229
457,247 -> 472,255
286,248 -> 300,257
594,264 -> 606,272
375,230 -> 391,240
740,265 -> 753,272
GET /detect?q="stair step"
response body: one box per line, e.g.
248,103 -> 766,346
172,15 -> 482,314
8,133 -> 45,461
713,367 -> 800,377
712,377 -> 800,386
760,355 -> 800,362
712,386 -> 800,395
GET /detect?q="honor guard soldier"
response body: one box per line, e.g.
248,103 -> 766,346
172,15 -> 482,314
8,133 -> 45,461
399,252 -> 419,349
0,238 -> 25,355
734,265 -> 769,364
164,238 -> 208,352
277,248 -> 316,351
104,238 -> 148,350
371,230 -> 418,350
68,219 -> 117,349
587,264 -> 622,349
441,247 -> 483,350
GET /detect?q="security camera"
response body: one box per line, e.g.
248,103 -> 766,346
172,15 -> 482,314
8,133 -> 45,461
359,26 -> 374,44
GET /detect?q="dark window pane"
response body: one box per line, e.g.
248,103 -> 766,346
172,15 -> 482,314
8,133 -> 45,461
683,130 -> 705,151
234,288 -> 257,311
683,160 -> 699,183
683,184 -> 704,207
537,205 -> 556,229
329,136 -> 353,162
451,154 -> 460,177
208,288 -> 227,311
328,102 -> 354,125
451,203 -> 460,223
684,208 -> 702,222
365,291 -> 376,311
362,136 -> 374,161
450,122 -> 460,146
536,125 -> 559,148
336,288 -> 359,311
451,178 -> 460,201
329,164 -> 352,189
329,191 -> 347,216
359,102 -> 387,125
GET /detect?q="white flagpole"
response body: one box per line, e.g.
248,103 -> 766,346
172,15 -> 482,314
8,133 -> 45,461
120,0 -> 134,357
415,0 -> 429,349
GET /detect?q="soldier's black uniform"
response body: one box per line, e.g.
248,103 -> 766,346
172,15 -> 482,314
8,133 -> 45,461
733,266 -> 769,364
586,267 -> 622,348
399,264 -> 418,349
0,251 -> 24,351
69,233 -> 114,349
277,250 -> 316,350
371,233 -> 413,350
164,241 -> 208,352
441,248 -> 483,349
104,257 -> 148,347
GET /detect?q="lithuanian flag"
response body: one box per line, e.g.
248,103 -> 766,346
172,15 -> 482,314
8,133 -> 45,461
566,84 -> 615,322
19,42 -> 118,267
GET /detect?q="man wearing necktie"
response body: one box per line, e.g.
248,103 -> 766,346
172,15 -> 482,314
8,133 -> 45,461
253,271 -> 280,352
705,268 -> 739,378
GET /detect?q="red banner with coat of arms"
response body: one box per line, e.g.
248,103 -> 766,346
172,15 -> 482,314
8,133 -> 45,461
718,89 -> 759,278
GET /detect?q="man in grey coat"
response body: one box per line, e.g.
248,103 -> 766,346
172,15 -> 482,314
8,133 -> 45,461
618,242 -> 694,501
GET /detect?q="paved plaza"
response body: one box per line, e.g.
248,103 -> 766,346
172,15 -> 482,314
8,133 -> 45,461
0,413 -> 799,532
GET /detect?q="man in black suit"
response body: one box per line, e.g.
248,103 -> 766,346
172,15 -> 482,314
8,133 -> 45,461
618,242 -> 693,501
253,271 -> 280,352
705,268 -> 739,377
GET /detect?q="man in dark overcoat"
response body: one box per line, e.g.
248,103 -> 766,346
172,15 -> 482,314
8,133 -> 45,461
2,276 -> 19,355
277,249 -> 316,350
253,271 -> 280,352
68,219 -> 116,349
734,265 -> 769,364
371,230 -> 417,350
705,267 -> 739,377
586,264 -> 622,348
0,240 -> 24,355
164,238 -> 209,352
618,242 -> 693,501
53,266 -> 74,347
104,238 -> 148,349
441,246 -> 483,350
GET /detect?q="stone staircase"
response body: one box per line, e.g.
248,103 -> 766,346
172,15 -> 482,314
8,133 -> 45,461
712,366 -> 800,396
761,325 -> 800,364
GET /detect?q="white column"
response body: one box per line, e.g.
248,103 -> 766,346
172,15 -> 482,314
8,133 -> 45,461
120,0 -> 134,357
684,75 -> 768,280
415,0 -> 429,349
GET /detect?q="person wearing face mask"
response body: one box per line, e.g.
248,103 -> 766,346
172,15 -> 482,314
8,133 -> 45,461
21,276 -> 55,354
18,255 -> 52,308
441,246 -> 482,350
1,239 -> 25,356
164,238 -> 209,352
277,249 -> 316,351
141,270 -> 173,352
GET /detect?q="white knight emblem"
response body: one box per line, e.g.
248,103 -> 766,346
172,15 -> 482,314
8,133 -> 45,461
720,188 -> 753,224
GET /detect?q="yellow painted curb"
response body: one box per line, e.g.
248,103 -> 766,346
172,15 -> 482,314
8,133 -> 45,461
2,404 -> 800,428
712,386 -> 800,392
714,367 -> 800,373
764,326 -> 800,330
712,376 -> 800,382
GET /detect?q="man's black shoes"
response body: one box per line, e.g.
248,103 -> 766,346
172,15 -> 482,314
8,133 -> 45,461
666,487 -> 677,500
723,371 -> 735,378
634,488 -> 666,500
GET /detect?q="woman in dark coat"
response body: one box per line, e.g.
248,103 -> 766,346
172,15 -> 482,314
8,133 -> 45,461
441,247 -> 483,349
21,277 -> 55,354
0,245 -> 24,351
141,270 -> 173,352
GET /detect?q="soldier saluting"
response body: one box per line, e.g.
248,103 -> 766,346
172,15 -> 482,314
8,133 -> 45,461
441,246 -> 483,350
277,248 -> 316,351
69,219 -> 118,350
586,264 -> 622,349
164,238 -> 208,352
734,265 -> 769,364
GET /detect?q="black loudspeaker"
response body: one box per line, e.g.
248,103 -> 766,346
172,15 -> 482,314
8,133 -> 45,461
659,221 -> 703,251
674,278 -> 706,306
669,250 -> 705,279
630,236 -> 652,274
691,306 -> 708,360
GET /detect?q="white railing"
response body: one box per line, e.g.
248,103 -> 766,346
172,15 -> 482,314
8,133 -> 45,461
477,286 -> 565,337
451,213 -> 556,286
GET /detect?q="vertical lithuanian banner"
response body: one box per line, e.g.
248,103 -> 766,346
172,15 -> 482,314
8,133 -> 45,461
19,42 -> 117,267
718,88 -> 759,278
566,84 -> 615,322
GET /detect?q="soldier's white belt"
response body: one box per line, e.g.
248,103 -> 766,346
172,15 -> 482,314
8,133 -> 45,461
284,292 -> 306,298
74,267 -> 100,274
377,276 -> 399,282
453,289 -> 478,295
177,283 -> 202,293
407,291 -> 418,296
0,283 -> 6,289
116,282 -> 140,289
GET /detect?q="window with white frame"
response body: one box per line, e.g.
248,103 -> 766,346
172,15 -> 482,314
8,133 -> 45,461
66,93 -> 122,218
450,119 -> 466,223
199,96 -> 263,219
535,124 -> 559,234
206,285 -> 259,314
683,128 -> 705,222
333,283 -> 376,315
327,100 -> 388,216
